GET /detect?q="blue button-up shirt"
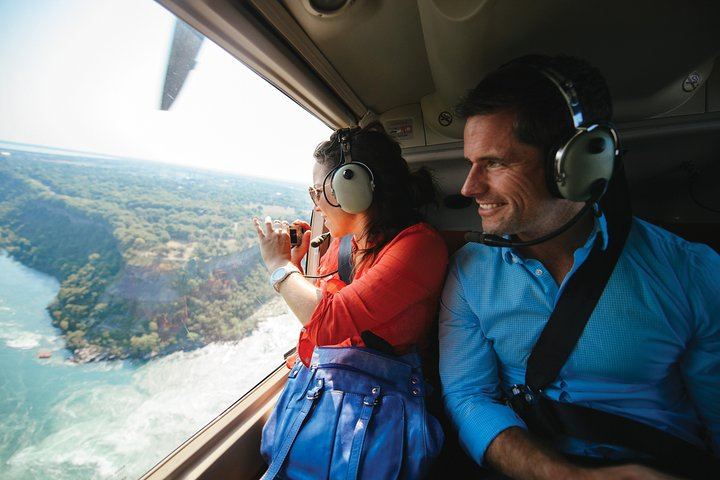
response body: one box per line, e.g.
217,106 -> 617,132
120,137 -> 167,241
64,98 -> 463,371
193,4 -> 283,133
439,216 -> 720,465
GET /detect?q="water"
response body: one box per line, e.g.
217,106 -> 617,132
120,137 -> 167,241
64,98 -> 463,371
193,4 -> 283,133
0,253 -> 300,479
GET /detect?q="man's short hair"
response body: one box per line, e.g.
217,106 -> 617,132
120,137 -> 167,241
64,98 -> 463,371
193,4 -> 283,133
456,54 -> 613,157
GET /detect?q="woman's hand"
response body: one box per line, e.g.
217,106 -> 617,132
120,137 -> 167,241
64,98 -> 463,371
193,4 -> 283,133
252,216 -> 294,272
290,219 -> 312,269
252,216 -> 322,325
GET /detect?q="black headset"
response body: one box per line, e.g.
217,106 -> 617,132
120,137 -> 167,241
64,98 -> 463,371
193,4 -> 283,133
538,66 -> 618,202
323,128 -> 376,214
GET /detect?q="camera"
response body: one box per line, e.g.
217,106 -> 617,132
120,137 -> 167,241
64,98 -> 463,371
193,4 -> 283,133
288,226 -> 301,247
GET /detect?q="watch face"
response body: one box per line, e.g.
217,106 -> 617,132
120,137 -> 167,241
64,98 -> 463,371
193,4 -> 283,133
271,267 -> 288,283
270,266 -> 298,290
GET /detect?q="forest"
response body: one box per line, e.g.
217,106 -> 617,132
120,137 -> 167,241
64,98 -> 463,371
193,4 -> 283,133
0,147 -> 311,361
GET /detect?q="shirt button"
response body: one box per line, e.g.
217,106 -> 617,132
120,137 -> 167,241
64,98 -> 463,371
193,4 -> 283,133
534,268 -> 543,276
512,256 -> 520,263
559,391 -> 570,402
301,327 -> 307,333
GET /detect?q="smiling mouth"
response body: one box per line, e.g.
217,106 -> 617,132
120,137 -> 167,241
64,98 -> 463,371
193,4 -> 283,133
478,202 -> 504,210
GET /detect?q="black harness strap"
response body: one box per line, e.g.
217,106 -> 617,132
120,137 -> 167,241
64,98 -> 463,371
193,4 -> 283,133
338,234 -> 353,285
526,175 -> 631,390
524,228 -> 626,390
544,400 -> 718,478
336,234 -> 396,356
511,170 -> 719,477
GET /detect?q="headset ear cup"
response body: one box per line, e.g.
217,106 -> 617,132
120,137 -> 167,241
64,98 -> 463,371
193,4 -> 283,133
552,127 -> 616,201
331,163 -> 375,213
546,144 -> 564,199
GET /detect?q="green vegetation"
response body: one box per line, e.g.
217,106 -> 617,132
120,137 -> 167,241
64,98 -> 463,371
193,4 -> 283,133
0,147 -> 311,361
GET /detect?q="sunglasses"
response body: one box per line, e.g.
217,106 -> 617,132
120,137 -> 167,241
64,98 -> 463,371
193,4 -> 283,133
308,186 -> 324,206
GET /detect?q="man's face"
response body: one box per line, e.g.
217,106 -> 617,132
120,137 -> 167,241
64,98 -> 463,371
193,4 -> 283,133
461,110 -> 579,240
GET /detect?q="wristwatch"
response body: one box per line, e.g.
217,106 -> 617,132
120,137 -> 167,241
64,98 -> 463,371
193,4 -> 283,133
269,265 -> 300,291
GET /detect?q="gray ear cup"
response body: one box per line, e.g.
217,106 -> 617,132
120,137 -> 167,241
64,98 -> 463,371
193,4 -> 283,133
331,163 -> 375,213
537,66 -> 617,201
553,126 -> 616,201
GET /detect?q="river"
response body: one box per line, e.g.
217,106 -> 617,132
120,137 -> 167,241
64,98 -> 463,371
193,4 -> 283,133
0,253 -> 299,479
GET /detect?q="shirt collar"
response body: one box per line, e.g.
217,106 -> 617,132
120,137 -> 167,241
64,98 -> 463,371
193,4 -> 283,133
500,205 -> 609,265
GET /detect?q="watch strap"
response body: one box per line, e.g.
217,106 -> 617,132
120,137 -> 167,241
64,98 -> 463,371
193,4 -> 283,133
270,266 -> 300,291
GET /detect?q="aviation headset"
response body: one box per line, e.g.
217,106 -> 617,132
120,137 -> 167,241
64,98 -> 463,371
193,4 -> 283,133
534,65 -> 619,202
323,127 -> 376,214
465,60 -> 620,248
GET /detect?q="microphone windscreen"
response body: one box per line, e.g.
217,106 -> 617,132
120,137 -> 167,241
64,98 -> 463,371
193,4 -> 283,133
310,232 -> 330,248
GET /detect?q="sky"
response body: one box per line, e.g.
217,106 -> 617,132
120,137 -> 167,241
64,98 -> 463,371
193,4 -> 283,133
0,0 -> 331,184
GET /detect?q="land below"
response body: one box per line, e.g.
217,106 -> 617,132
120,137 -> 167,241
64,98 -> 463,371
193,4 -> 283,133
0,146 -> 309,362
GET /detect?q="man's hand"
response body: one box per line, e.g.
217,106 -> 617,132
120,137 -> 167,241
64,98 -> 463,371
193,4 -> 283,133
578,464 -> 682,480
485,427 -> 681,480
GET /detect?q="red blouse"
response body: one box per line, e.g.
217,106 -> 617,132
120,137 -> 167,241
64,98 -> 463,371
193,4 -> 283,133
297,222 -> 448,366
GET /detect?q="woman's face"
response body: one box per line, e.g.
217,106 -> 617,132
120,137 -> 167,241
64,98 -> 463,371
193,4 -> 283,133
311,162 -> 359,238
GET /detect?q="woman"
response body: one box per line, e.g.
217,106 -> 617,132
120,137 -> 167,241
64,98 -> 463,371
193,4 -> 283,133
253,123 -> 447,478
252,123 -> 447,366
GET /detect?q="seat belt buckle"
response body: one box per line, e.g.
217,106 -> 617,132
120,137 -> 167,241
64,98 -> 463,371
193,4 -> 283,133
507,384 -> 565,437
507,384 -> 539,409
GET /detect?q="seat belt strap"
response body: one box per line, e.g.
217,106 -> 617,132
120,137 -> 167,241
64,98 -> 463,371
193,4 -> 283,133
524,232 -> 621,390
544,398 -> 720,477
338,234 -> 353,285
511,169 -> 718,476
525,172 -> 632,391
336,234 -> 395,356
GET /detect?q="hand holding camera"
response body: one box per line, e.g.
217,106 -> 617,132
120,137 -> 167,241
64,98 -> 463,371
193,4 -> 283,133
252,216 -> 311,273
287,219 -> 311,266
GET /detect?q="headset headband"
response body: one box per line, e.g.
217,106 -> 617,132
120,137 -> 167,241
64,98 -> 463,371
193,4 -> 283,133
338,128 -> 354,164
538,66 -> 584,129
528,62 -> 618,201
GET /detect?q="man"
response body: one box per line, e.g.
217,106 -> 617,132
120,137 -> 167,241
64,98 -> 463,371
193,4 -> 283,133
438,54 -> 719,479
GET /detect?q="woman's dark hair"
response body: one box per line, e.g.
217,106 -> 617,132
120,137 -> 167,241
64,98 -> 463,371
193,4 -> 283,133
455,54 -> 613,156
313,121 -> 437,272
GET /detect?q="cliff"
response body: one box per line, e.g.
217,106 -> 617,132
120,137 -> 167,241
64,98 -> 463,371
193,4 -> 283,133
0,148 -> 309,361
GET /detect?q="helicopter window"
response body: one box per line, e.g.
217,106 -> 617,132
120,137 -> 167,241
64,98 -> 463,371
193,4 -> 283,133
0,0 -> 330,478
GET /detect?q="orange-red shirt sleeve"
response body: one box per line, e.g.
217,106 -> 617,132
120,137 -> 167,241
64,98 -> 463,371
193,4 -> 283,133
297,223 -> 447,365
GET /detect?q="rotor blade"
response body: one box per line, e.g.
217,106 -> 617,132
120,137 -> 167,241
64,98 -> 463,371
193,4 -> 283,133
160,20 -> 203,110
